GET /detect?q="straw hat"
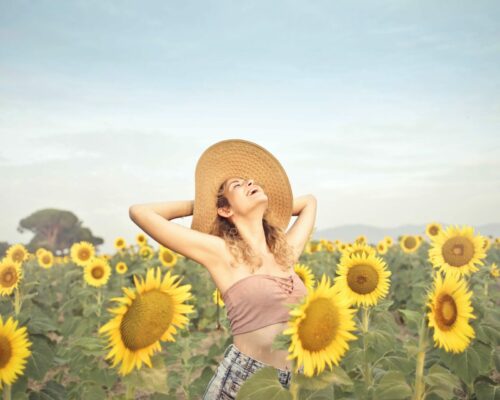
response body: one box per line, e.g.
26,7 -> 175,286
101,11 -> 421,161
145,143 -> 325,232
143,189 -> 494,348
191,139 -> 293,234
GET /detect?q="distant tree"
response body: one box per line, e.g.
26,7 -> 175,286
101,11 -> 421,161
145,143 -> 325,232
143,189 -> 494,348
17,209 -> 104,254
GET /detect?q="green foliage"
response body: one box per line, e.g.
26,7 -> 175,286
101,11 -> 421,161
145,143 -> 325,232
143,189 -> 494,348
1,238 -> 499,398
374,371 -> 412,399
236,367 -> 292,399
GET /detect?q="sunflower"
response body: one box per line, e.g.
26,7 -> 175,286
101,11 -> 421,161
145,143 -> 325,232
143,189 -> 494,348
482,237 -> 491,252
428,225 -> 487,279
282,274 -> 357,377
293,263 -> 316,290
400,235 -> 421,254
36,248 -> 47,258
338,243 -> 348,252
334,252 -> 391,307
325,242 -> 335,252
427,272 -> 476,353
159,247 -> 178,268
70,241 -> 95,267
340,242 -> 376,263
355,235 -> 367,245
136,233 -> 147,246
384,236 -> 393,247
310,242 -> 323,253
489,263 -> 499,278
0,259 -> 23,296
98,267 -> 195,376
38,250 -> 54,269
116,262 -> 128,275
139,246 -> 154,260
84,258 -> 112,287
376,241 -> 388,255
213,288 -> 224,307
0,315 -> 32,389
5,244 -> 29,264
426,222 -> 442,240
114,237 -> 127,251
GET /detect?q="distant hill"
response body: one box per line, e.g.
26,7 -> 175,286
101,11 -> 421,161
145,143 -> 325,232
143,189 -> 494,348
314,223 -> 500,244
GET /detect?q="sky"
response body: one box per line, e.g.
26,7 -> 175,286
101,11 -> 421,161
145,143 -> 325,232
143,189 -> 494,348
1,0 -> 499,254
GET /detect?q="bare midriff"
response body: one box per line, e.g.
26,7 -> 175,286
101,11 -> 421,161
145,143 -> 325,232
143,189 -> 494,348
233,322 -> 293,370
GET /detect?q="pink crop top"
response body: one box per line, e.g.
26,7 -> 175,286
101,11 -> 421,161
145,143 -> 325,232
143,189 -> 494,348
221,272 -> 308,335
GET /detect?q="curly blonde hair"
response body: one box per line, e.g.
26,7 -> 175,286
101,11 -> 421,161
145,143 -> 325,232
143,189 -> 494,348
208,179 -> 297,273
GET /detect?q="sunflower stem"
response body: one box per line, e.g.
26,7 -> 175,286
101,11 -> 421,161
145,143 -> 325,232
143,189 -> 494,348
361,306 -> 373,390
2,384 -> 11,400
124,382 -> 135,400
413,316 -> 429,400
13,286 -> 22,316
96,287 -> 103,328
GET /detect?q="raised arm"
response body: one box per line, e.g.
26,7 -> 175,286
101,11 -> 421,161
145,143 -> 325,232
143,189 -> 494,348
129,200 -> 226,270
130,199 -> 194,220
286,195 -> 317,259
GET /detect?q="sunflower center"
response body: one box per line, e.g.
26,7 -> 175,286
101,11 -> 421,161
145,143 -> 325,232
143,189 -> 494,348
163,252 -> 173,262
0,335 -> 12,368
13,250 -> 24,262
347,264 -> 379,294
429,226 -> 438,235
404,236 -> 417,249
0,267 -> 17,287
120,290 -> 174,350
91,266 -> 104,279
297,298 -> 339,351
79,249 -> 90,261
43,255 -> 50,263
442,237 -> 474,267
435,294 -> 457,330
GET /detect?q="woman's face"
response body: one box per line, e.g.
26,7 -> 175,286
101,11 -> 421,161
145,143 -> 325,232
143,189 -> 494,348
220,176 -> 268,218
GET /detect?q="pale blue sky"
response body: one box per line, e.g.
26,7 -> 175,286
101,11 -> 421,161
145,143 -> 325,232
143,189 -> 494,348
1,1 -> 499,254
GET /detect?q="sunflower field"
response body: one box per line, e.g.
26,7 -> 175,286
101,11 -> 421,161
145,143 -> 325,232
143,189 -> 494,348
0,224 -> 499,399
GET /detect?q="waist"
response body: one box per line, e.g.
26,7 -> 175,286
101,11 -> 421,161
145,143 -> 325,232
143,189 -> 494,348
233,322 -> 293,370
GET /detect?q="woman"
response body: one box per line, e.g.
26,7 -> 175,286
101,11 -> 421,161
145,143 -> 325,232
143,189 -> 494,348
129,139 -> 317,399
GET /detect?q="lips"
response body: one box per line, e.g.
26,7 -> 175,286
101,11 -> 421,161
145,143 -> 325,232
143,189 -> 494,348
247,187 -> 259,196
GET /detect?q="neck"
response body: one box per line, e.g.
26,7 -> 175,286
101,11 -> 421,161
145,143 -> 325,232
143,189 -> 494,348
235,218 -> 269,256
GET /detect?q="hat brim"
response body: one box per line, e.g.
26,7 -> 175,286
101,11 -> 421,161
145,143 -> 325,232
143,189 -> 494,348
191,139 -> 293,235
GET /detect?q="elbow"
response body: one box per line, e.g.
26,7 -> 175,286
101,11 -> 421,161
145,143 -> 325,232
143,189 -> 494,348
129,205 -> 144,220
